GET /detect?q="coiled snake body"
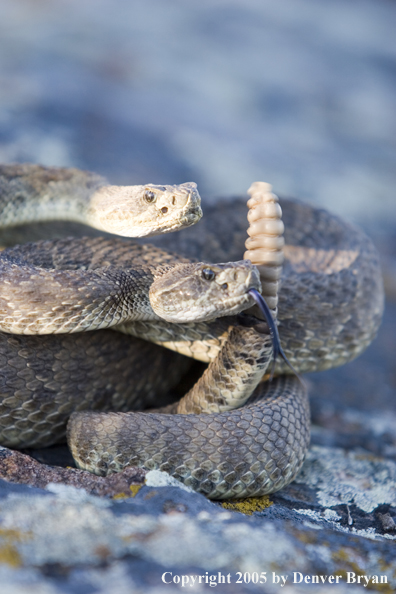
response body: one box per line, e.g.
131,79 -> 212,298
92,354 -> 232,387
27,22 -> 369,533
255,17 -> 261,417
0,165 -> 384,499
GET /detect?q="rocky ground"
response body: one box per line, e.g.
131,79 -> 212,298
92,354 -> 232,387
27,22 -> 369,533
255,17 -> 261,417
0,1 -> 395,592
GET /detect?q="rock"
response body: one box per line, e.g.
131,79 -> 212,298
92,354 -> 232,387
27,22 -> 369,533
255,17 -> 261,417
0,447 -> 146,498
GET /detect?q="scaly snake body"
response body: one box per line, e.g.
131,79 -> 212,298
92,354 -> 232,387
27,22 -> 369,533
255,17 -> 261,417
0,165 -> 384,499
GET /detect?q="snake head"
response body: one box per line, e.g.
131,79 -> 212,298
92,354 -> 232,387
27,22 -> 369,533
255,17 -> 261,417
86,182 -> 202,237
149,260 -> 262,323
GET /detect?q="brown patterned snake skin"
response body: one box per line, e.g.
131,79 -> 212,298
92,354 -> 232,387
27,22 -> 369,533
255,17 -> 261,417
0,165 -> 384,499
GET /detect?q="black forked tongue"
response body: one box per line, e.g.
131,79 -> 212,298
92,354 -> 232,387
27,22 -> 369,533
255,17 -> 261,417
248,288 -> 303,383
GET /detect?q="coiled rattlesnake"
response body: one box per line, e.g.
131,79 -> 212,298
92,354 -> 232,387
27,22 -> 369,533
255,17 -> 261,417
0,165 -> 384,498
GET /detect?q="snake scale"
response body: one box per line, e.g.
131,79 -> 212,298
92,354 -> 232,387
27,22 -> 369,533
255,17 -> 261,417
0,164 -> 384,499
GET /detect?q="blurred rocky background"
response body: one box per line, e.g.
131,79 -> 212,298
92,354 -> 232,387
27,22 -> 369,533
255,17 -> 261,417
0,0 -> 395,592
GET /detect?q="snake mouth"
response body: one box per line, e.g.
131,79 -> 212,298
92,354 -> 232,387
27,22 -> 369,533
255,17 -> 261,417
200,264 -> 262,318
178,190 -> 203,228
179,205 -> 203,229
186,275 -> 260,321
217,284 -> 258,314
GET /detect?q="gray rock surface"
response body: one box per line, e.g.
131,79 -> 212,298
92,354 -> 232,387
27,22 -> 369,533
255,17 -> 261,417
0,1 -> 395,592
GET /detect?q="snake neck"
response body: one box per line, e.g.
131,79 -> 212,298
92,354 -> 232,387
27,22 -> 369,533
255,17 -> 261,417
116,317 -> 233,363
0,259 -> 167,335
0,164 -> 106,228
158,324 -> 273,415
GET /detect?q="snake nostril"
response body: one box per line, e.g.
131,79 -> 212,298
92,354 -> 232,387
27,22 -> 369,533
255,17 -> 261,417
221,283 -> 228,290
171,196 -> 176,205
161,207 -> 168,214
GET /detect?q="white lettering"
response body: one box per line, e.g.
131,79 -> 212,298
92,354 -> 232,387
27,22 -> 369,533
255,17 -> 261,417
218,573 -> 225,584
272,573 -> 288,587
347,572 -> 356,583
293,572 -> 303,583
209,575 -> 217,587
162,572 -> 172,584
273,573 -> 280,584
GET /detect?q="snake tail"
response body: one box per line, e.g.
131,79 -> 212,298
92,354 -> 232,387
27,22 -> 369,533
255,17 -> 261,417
244,182 -> 284,318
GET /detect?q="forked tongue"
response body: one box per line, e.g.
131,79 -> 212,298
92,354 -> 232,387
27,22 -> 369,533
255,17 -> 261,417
248,288 -> 303,383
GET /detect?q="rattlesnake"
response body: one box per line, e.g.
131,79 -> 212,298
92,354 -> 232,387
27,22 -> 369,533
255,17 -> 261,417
0,164 -> 384,499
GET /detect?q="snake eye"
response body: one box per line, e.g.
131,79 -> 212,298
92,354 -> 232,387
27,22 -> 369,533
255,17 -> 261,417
202,268 -> 215,281
144,190 -> 156,203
